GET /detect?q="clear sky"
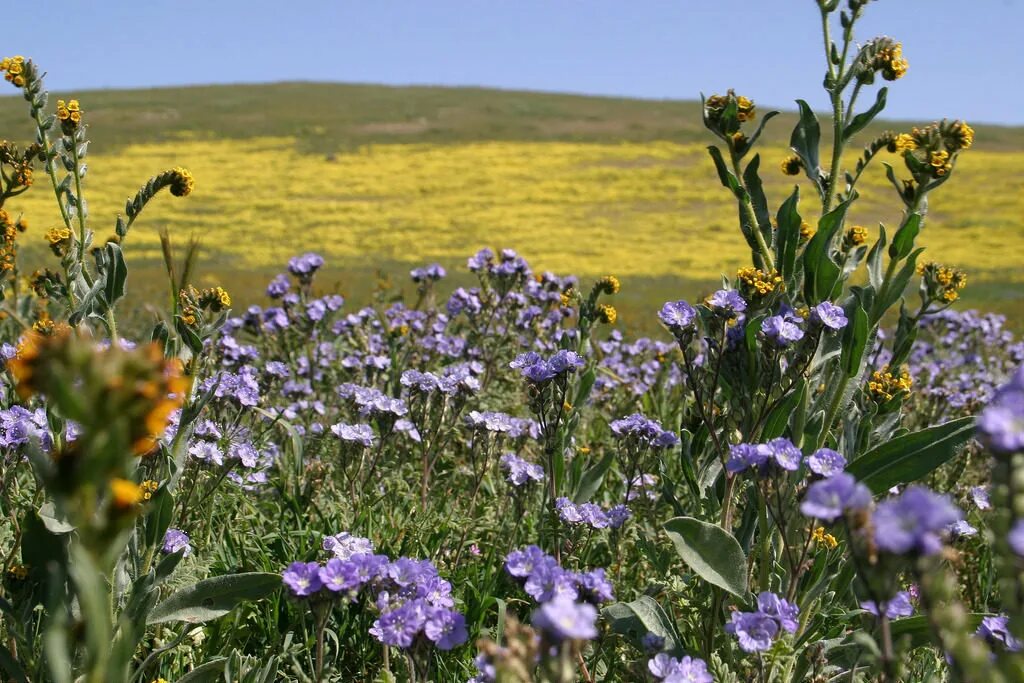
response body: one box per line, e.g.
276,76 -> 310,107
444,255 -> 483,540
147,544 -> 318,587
8,0 -> 1024,124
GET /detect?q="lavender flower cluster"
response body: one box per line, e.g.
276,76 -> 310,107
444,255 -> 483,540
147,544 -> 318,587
282,532 -> 468,651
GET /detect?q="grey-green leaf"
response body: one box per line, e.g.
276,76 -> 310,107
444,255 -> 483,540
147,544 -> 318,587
601,595 -> 682,653
147,572 -> 281,625
846,417 -> 975,493
664,517 -> 747,597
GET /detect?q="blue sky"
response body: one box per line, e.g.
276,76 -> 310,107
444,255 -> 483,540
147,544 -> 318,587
10,0 -> 1024,124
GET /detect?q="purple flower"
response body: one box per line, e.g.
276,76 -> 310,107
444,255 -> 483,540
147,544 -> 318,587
330,422 -> 375,447
411,263 -> 447,283
523,361 -> 556,383
323,532 -> 374,560
523,561 -> 579,602
807,448 -> 847,477
761,314 -> 805,347
726,443 -> 771,474
577,568 -> 615,604
370,599 -> 428,648
319,558 -> 361,593
500,453 -> 544,486
800,473 -> 872,522
766,437 -> 802,471
162,529 -> 191,557
811,302 -> 849,331
726,611 -> 779,652
977,615 -> 1023,652
610,413 -> 679,449
467,248 -> 494,272
1010,520 -> 1024,557
607,504 -> 632,529
266,274 -> 290,299
706,289 -> 747,317
658,300 -> 697,335
424,607 -> 467,650
977,366 -> 1024,454
757,592 -> 799,633
287,252 -> 324,279
282,561 -> 323,597
861,591 -> 914,619
505,545 -> 548,578
510,352 -> 543,370
548,350 -> 584,374
648,653 -> 713,683
872,486 -> 963,556
532,596 -> 598,641
970,486 -> 991,510
947,519 -> 978,538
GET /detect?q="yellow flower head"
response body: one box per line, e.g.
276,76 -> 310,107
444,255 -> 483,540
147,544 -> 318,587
737,266 -> 783,297
597,304 -> 617,325
845,225 -> 869,248
110,478 -> 144,510
780,154 -> 803,176
597,274 -> 620,295
799,220 -> 816,242
950,121 -> 974,151
889,133 -> 918,154
169,167 -> 195,197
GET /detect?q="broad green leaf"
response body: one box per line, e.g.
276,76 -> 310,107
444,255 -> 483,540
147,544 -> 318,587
802,200 -> 850,303
846,417 -> 975,493
888,213 -> 923,260
101,242 -> 128,309
840,303 -> 869,378
147,572 -> 281,625
176,658 -> 227,683
574,450 -> 615,503
789,99 -> 821,195
866,224 -> 887,289
762,379 -> 806,440
775,186 -> 801,281
602,596 -> 682,652
743,154 -> 770,230
664,517 -> 747,597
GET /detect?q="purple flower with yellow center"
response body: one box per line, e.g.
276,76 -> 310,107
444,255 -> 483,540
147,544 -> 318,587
800,472 -> 872,522
726,611 -> 778,652
282,561 -> 322,597
761,314 -> 804,347
811,301 -> 849,331
872,486 -> 962,556
658,300 -> 697,335
532,595 -> 598,641
807,448 -> 847,477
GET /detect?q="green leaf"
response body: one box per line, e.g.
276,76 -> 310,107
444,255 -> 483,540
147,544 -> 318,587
873,247 -> 924,323
762,380 -> 806,440
38,501 -> 74,534
746,110 -> 779,150
101,242 -> 128,309
888,213 -> 923,260
602,596 -> 682,653
775,186 -> 801,281
574,450 -> 615,503
843,87 -> 888,141
790,100 -> 821,195
706,146 -> 744,199
840,303 -> 869,378
866,224 -> 887,289
802,199 -> 850,303
176,658 -> 227,683
147,572 -> 281,625
743,154 -> 770,231
846,417 -> 975,493
663,517 -> 747,597
574,367 -> 597,407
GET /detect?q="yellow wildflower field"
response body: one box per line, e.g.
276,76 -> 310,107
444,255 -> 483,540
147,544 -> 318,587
9,136 -> 1023,285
